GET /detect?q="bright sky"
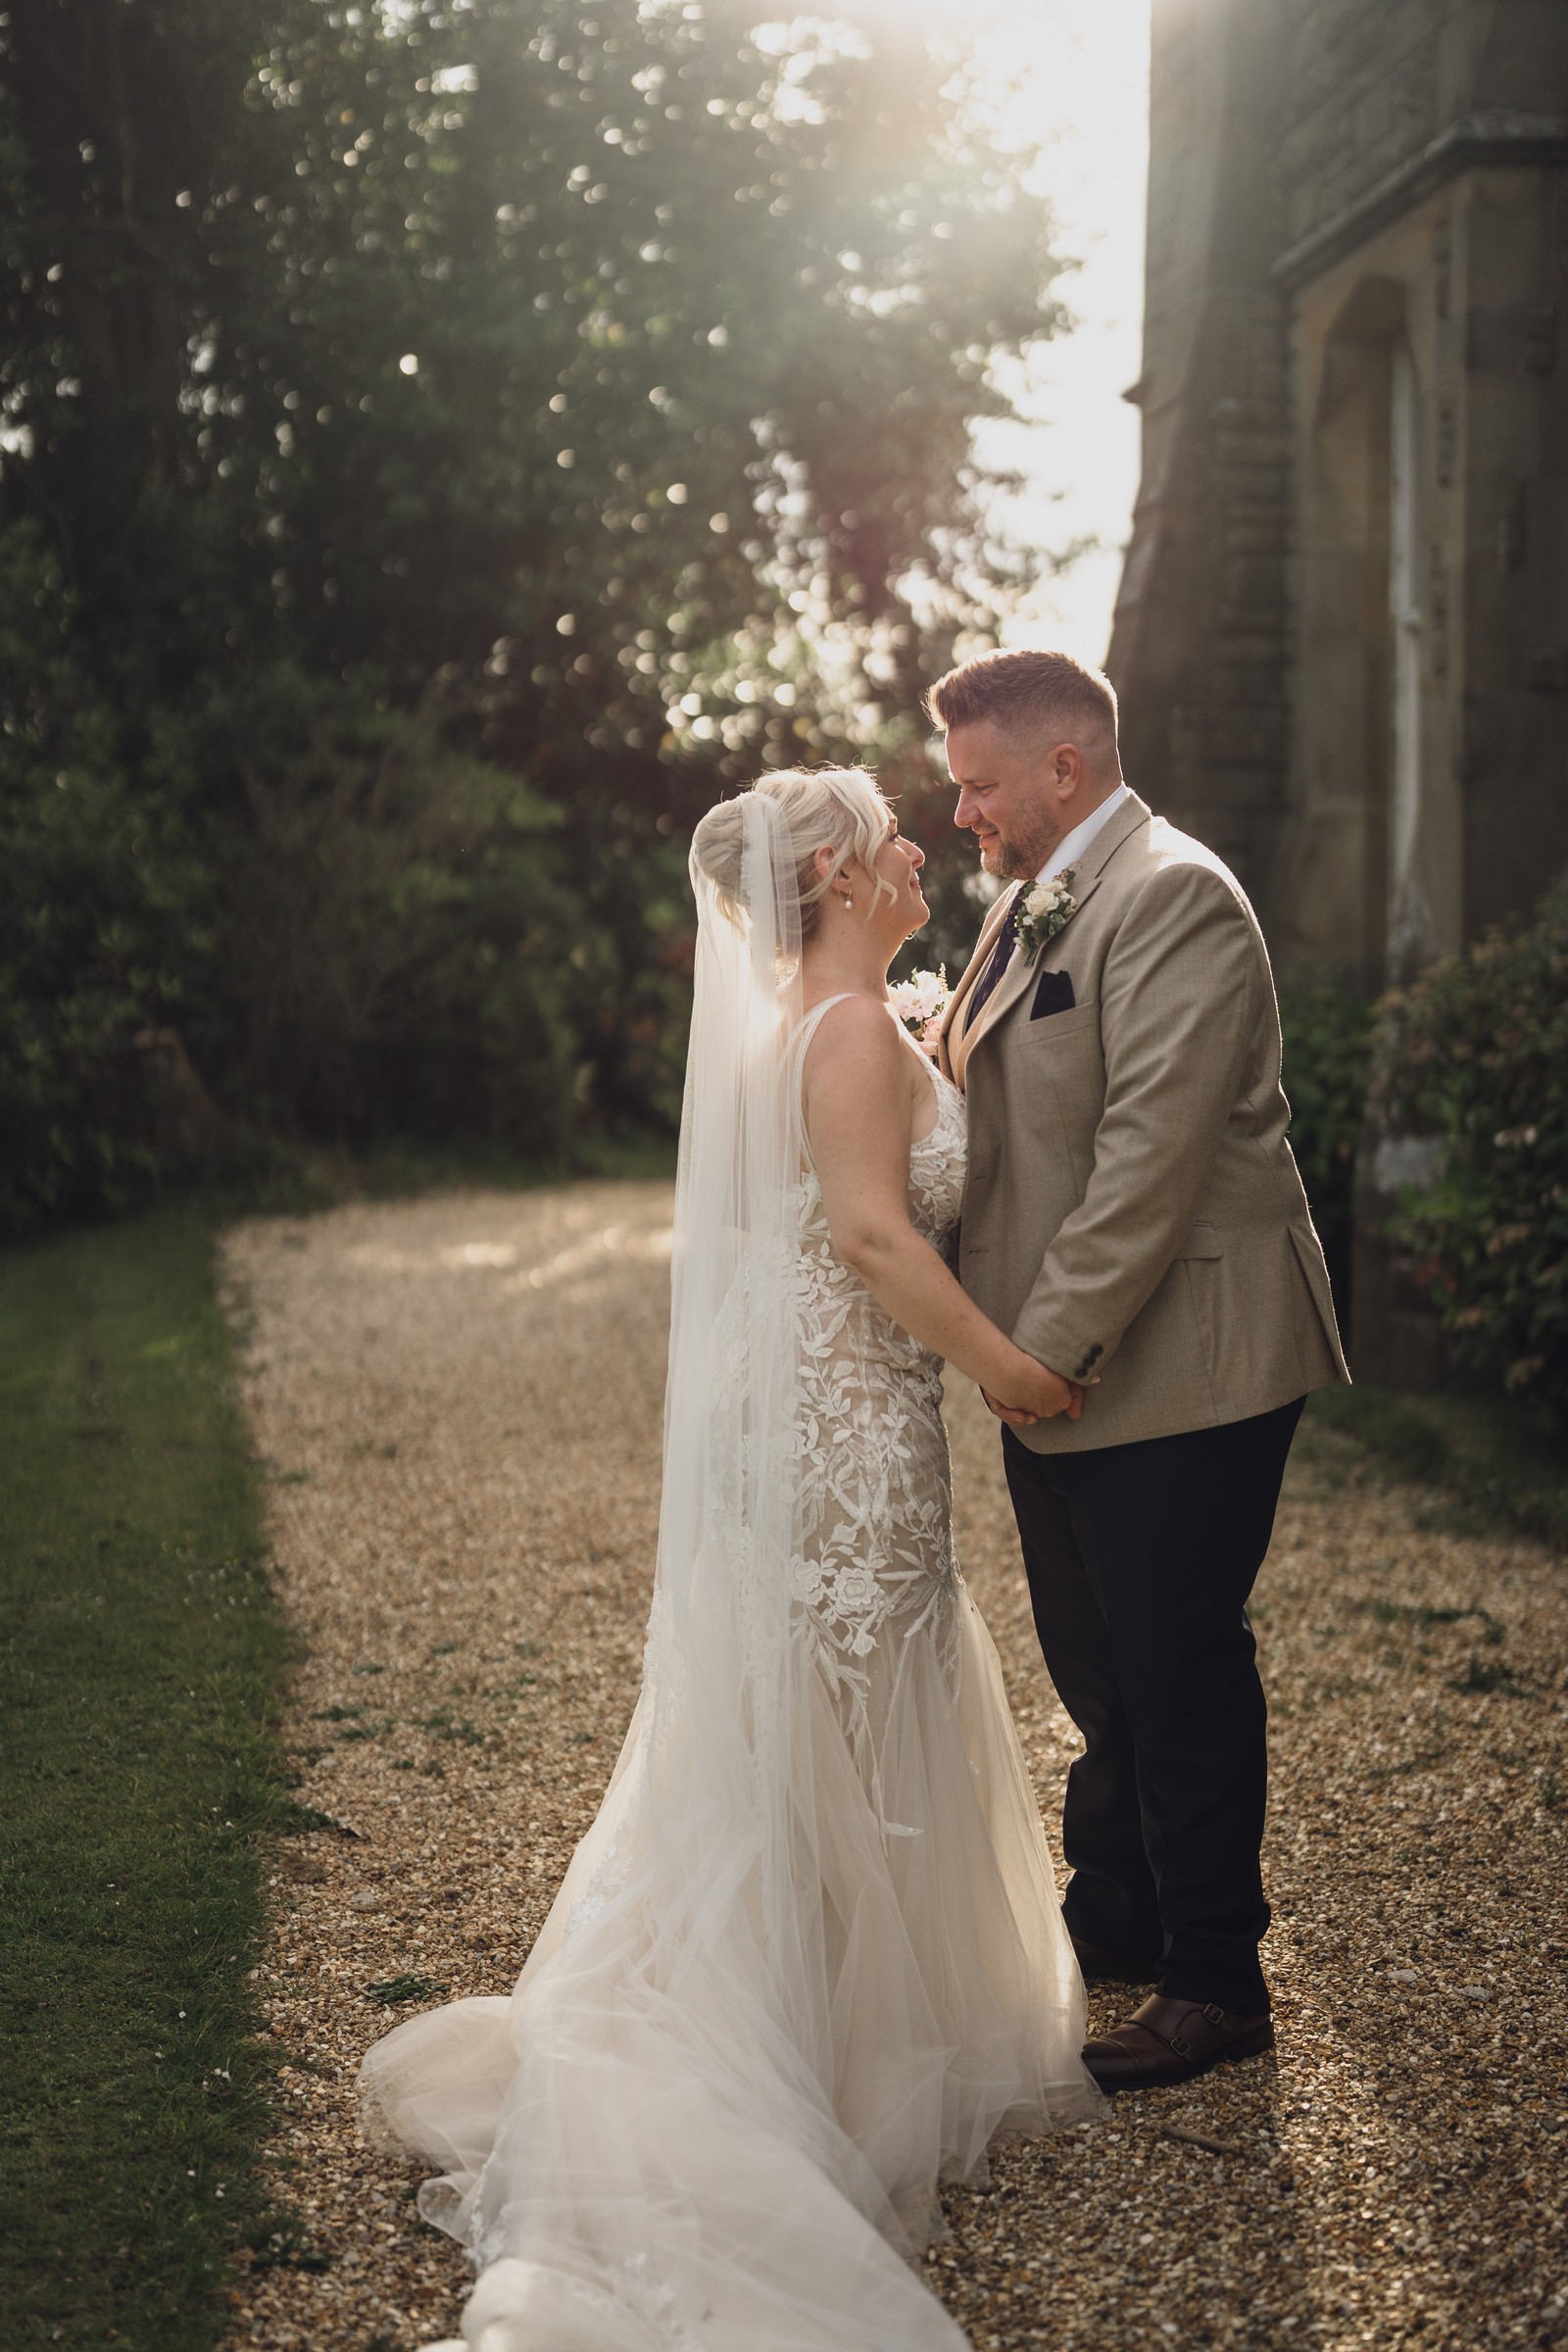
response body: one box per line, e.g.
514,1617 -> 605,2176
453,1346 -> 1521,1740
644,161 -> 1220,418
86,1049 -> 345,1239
988,0 -> 1152,664
874,0 -> 1153,665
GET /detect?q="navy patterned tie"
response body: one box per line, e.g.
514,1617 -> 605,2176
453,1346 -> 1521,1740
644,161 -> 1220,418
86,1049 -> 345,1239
962,890 -> 1024,1033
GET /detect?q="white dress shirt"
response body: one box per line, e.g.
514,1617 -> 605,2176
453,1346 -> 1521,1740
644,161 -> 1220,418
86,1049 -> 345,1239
1034,780 -> 1131,893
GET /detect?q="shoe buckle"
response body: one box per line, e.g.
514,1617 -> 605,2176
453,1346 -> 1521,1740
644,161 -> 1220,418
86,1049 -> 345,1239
1201,2003 -> 1226,2027
1168,2033 -> 1193,2058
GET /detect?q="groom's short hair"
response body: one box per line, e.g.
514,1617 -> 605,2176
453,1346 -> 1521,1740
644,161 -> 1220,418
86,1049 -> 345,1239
924,650 -> 1120,762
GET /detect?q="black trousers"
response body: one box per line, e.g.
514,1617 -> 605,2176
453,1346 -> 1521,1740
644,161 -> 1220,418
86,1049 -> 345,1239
1002,1396 -> 1304,2015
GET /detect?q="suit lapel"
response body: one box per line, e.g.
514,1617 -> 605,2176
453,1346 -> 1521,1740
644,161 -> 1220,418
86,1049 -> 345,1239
1046,790 -> 1150,928
955,912 -> 1036,1063
937,883 -> 1018,1084
946,794 -> 1152,1085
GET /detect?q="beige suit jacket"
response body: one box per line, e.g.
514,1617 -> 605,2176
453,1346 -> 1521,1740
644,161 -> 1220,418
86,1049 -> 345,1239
937,792 -> 1348,1451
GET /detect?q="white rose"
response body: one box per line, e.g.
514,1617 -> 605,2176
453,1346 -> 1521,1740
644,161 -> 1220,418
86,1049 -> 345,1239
790,1559 -> 825,1605
833,1566 -> 879,1612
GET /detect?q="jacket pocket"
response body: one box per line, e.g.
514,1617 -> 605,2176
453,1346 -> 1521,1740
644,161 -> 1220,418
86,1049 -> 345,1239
1174,1222 -> 1222,1259
1014,1000 -> 1098,1045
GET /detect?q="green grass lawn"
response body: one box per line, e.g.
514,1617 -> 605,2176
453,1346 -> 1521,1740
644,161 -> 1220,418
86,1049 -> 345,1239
1303,1380 -> 1568,1548
0,1211 -> 288,2350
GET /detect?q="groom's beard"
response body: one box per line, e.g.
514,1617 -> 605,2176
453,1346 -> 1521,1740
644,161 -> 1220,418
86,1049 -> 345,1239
985,810 -> 1063,882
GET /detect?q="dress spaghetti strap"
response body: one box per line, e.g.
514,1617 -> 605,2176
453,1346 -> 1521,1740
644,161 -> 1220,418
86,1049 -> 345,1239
793,992 -> 857,1057
791,994 -> 857,1173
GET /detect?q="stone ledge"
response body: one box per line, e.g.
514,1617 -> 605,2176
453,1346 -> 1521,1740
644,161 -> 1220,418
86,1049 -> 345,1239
1272,111 -> 1568,292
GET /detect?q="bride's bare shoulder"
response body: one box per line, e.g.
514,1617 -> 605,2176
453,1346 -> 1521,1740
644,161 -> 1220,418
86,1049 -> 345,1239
801,995 -> 910,1099
802,992 -> 897,1052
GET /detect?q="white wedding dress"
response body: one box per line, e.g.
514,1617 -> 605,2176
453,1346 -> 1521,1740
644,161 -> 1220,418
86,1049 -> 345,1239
360,799 -> 1100,2352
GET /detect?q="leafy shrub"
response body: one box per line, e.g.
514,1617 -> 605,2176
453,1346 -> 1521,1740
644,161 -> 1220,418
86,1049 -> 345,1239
1378,889 -> 1568,1433
1276,969 -> 1375,1312
0,530 -> 589,1232
208,678 -> 582,1159
0,528 -> 210,1230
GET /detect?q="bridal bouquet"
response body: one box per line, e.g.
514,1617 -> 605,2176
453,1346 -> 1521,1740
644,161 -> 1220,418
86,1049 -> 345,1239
889,968 -> 950,1055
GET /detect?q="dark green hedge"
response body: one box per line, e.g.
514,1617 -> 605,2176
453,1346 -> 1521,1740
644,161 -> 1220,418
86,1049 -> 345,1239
1277,968 -> 1375,1316
1378,889 -> 1568,1435
0,523 -> 695,1233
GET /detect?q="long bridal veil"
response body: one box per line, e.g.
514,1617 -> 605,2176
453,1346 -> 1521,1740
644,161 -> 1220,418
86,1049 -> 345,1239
360,789 -> 1096,2352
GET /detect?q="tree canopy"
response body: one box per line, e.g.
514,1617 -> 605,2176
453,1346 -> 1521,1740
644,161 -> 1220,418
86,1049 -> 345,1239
1,0 -> 1067,1228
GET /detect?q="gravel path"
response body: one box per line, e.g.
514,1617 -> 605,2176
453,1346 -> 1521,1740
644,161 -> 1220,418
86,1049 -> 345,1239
220,1184 -> 1568,2352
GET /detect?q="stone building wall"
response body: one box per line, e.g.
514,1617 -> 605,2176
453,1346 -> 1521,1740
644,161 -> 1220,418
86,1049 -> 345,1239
1110,0 -> 1568,952
1109,0 -> 1292,900
1108,0 -> 1568,1375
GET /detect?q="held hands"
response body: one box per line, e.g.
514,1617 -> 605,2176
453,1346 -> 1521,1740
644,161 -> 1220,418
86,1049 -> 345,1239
982,1351 -> 1089,1427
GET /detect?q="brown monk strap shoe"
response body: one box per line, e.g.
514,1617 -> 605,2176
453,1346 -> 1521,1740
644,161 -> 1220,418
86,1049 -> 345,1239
1069,1935 -> 1162,1987
1082,1993 -> 1274,2091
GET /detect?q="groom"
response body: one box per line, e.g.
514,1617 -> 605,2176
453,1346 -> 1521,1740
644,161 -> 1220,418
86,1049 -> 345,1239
932,650 -> 1348,2092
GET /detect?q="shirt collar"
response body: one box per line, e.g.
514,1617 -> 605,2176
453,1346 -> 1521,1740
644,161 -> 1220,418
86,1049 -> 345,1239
1033,781 -> 1132,891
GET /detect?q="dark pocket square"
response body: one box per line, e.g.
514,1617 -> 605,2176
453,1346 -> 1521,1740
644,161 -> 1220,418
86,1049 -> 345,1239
1030,967 -> 1076,1019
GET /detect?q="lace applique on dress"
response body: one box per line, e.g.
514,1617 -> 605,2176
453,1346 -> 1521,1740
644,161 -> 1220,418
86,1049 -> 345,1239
788,1014 -> 968,1805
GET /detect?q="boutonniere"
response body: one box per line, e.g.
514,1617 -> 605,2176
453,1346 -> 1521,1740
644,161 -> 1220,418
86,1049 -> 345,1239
888,966 -> 950,1057
1015,866 -> 1078,963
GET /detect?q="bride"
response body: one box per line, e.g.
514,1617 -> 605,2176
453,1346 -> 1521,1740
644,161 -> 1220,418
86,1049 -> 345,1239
360,767 -> 1102,2352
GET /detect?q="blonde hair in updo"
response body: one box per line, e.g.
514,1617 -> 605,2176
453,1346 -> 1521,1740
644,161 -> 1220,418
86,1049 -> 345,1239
690,767 -> 898,941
